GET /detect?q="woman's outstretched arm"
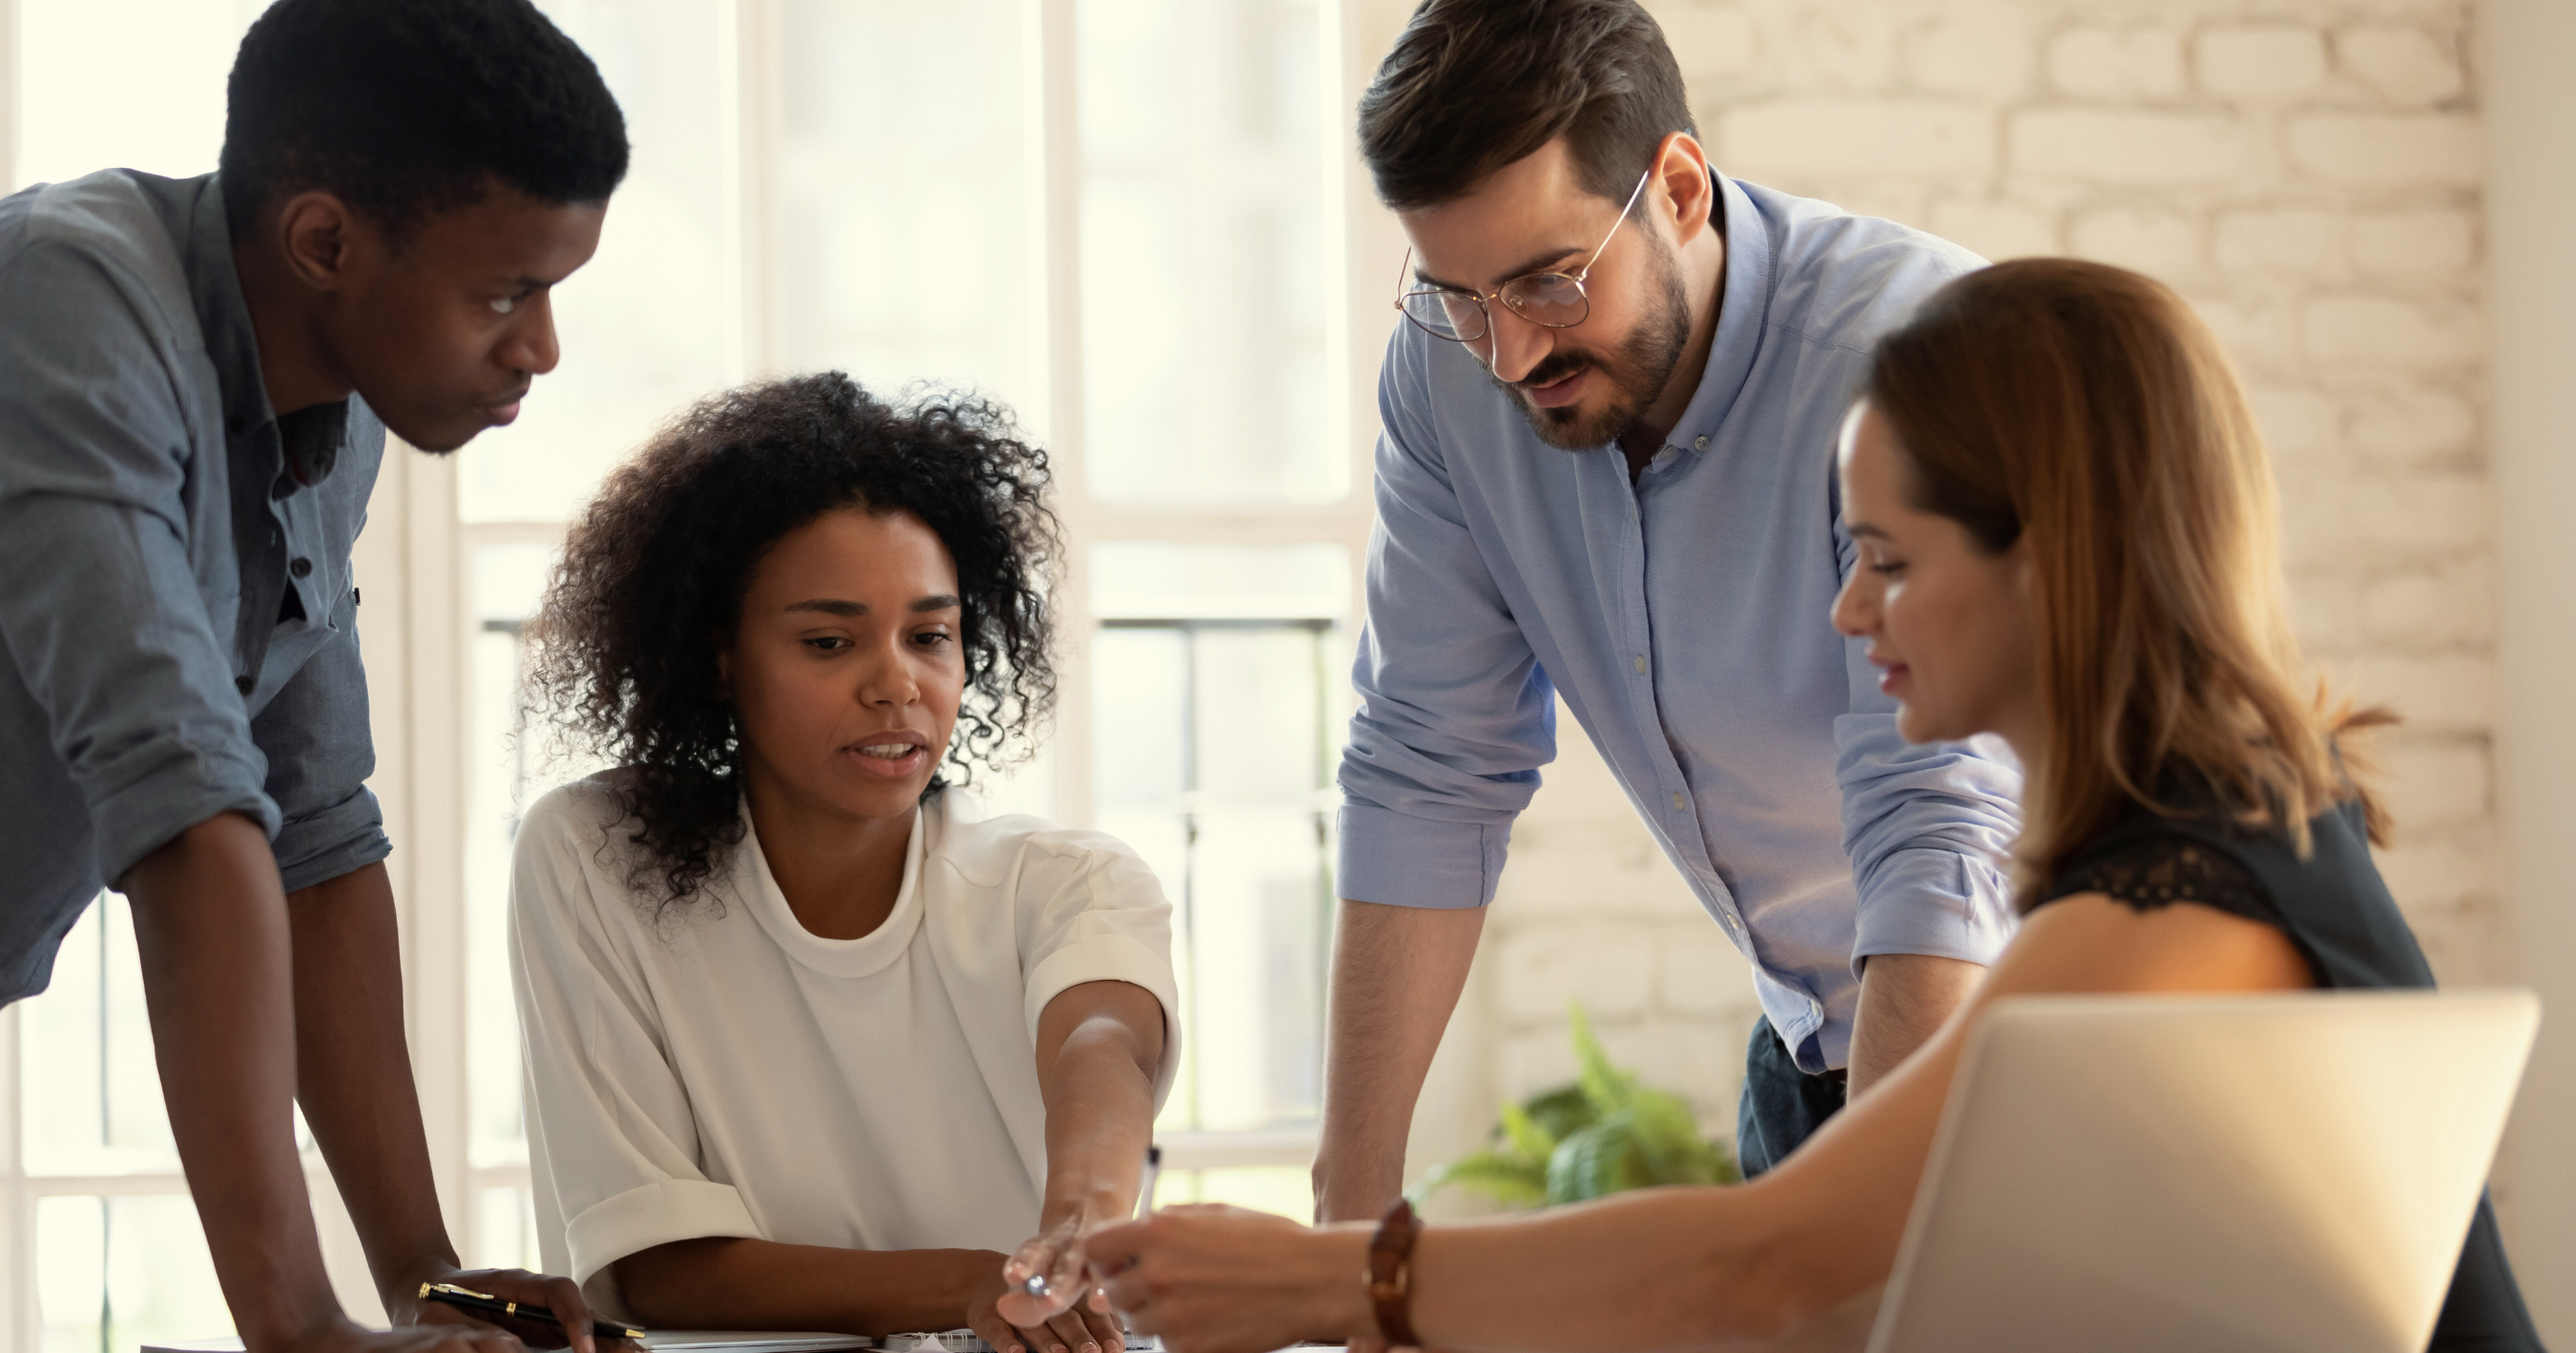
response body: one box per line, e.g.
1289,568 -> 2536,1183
1090,895 -> 2308,1353
994,979 -> 1168,1351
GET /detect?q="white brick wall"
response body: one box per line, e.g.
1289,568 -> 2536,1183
1443,0 -> 2496,1173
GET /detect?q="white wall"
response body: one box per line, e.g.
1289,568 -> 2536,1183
2483,0 -> 2574,1341
1402,7 -> 2556,1328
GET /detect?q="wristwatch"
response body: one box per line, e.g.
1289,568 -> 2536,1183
1367,1197 -> 1424,1347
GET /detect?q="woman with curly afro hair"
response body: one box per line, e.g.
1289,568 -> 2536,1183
506,373 -> 1178,1349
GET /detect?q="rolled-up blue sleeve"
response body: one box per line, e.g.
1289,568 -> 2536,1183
1337,329 -> 1554,909
1828,502 -> 2023,973
0,241 -> 278,887
251,583 -> 388,893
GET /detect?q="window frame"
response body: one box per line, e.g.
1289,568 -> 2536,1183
0,0 -> 1407,1333
383,0 -> 1397,1269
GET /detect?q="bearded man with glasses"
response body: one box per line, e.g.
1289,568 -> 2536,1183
1314,0 -> 2025,1227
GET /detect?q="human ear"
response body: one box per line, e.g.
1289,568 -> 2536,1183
271,190 -> 366,293
1655,133 -> 1716,246
2007,534 -> 2039,603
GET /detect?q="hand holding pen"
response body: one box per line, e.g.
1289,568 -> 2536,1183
993,1146 -> 1161,1352
415,1277 -> 643,1351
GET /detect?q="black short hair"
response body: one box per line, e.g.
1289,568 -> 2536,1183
1357,0 -> 1694,211
526,375 -> 1063,913
220,0 -> 629,242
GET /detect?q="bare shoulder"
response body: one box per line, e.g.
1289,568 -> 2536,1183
1995,893 -> 2313,995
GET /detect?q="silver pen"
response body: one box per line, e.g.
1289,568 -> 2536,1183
1134,1143 -> 1163,1219
1025,1144 -> 1162,1299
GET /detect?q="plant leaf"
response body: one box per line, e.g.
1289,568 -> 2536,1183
1568,1003 -> 1636,1118
1517,1084 -> 1595,1146
1497,1099 -> 1556,1161
1624,1087 -> 1740,1186
1547,1114 -> 1650,1204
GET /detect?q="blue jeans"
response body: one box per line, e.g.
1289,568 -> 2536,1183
1735,1013 -> 1847,1178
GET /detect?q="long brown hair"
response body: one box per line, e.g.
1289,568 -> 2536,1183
1865,259 -> 2391,904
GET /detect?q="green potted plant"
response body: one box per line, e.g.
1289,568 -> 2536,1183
1412,1005 -> 1738,1208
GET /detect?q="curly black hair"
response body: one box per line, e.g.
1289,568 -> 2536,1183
221,0 -> 630,243
525,373 -> 1061,911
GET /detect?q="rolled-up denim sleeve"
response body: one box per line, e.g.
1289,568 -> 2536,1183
1826,492 -> 2023,972
0,241 -> 277,886
251,584 -> 388,893
1337,328 -> 1553,909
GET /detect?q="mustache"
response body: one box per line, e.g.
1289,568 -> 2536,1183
1510,351 -> 1597,391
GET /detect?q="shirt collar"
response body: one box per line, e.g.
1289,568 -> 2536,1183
185,173 -> 343,496
1663,173 -> 1778,457
737,799 -> 929,980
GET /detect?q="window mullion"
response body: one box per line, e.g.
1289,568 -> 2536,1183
396,444 -> 474,1249
721,0 -> 785,384
1029,0 -> 1095,831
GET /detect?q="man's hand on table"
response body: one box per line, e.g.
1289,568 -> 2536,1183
383,1259 -> 632,1353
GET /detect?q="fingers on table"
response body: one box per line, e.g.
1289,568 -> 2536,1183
972,1306 -> 1031,1353
530,1272 -> 600,1353
1041,1303 -> 1107,1353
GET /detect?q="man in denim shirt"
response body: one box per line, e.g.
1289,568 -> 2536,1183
0,3 -> 626,1348
1313,0 -> 2025,1223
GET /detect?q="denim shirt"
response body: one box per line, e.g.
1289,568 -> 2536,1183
0,170 -> 388,1005
1339,176 -> 2024,1072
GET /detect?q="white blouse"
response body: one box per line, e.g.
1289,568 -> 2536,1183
509,774 -> 1181,1320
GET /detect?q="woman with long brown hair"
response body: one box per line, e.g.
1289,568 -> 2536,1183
1071,260 -> 2543,1351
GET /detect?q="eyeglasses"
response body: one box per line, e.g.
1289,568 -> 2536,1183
1393,166 -> 1653,345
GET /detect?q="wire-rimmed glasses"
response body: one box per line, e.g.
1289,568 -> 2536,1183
1393,166 -> 1654,344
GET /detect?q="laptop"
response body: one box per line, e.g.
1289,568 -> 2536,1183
1865,989 -> 2540,1353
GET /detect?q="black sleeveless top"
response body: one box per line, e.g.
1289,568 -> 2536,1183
2039,794 -> 2544,1352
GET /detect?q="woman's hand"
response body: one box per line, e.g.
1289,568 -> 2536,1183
1085,1205 -> 1374,1353
999,1208 -> 1105,1329
974,1221 -> 1127,1353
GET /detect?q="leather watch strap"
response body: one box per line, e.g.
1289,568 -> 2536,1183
1367,1197 -> 1424,1347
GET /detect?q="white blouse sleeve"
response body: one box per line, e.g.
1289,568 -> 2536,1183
509,782 -> 763,1311
1014,831 -> 1185,1108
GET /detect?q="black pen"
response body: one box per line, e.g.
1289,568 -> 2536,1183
420,1281 -> 646,1344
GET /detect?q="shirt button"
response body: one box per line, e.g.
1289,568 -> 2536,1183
290,556 -> 313,578
1724,913 -> 1739,930
1693,435 -> 1709,449
1671,791 -> 1686,811
1633,653 -> 1648,674
235,675 -> 254,695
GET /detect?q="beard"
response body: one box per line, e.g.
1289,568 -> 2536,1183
1491,239 -> 1693,451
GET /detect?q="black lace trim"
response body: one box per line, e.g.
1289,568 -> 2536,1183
2052,834 -> 2272,917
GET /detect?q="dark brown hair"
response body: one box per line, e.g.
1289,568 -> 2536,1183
1865,259 -> 2391,903
1357,0 -> 1695,211
525,374 -> 1061,912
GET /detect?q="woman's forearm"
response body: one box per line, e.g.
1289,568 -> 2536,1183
615,1237 -> 994,1334
1088,1187 -> 1841,1353
1035,981 -> 1165,1223
1406,1183 -> 1816,1349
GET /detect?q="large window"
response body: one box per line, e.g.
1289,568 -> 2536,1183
0,0 -> 1391,1344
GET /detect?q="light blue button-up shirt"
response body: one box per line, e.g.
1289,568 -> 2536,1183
1338,175 -> 2023,1072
